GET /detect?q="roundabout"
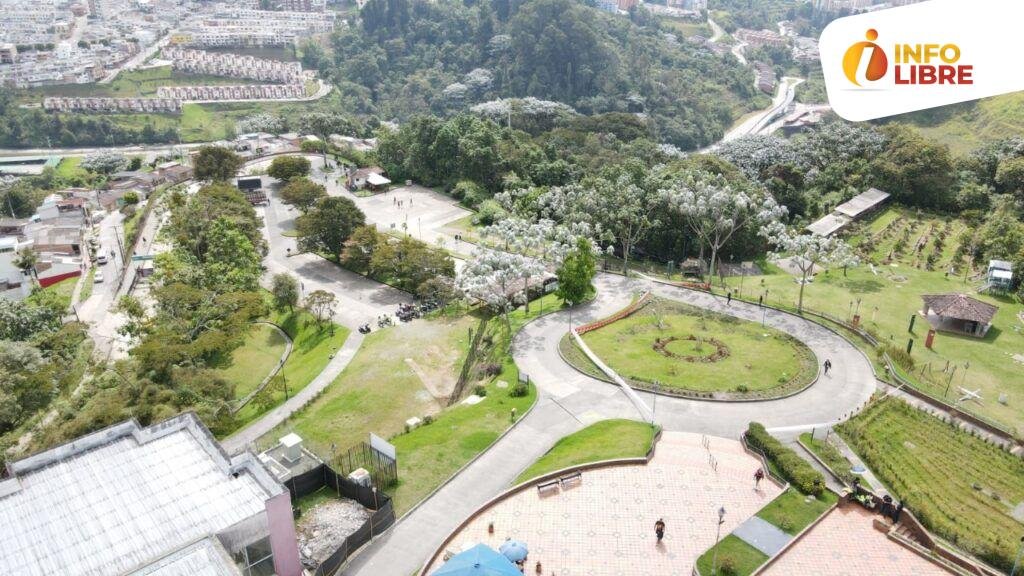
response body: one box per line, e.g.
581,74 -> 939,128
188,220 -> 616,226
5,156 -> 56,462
562,297 -> 818,400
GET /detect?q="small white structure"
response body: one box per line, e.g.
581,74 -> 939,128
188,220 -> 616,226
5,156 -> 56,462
986,260 -> 1013,291
280,432 -> 304,464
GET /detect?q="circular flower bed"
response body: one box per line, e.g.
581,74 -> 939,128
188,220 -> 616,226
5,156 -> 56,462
652,335 -> 730,363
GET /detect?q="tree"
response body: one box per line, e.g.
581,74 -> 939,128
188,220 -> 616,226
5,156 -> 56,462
556,237 -> 597,305
304,290 -> 337,327
268,155 -> 311,181
80,152 -> 126,175
280,177 -> 326,212
235,113 -> 285,135
297,112 -> 357,159
127,156 -> 143,171
663,171 -> 786,279
0,299 -> 61,341
763,226 -> 858,312
272,273 -> 300,312
460,248 -> 545,330
193,146 -> 243,182
0,340 -> 49,432
340,225 -> 382,273
416,276 -> 461,307
995,155 -> 1024,201
296,197 -> 366,258
114,295 -> 146,340
12,248 -> 37,281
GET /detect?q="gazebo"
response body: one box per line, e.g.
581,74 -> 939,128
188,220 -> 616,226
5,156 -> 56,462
920,294 -> 998,338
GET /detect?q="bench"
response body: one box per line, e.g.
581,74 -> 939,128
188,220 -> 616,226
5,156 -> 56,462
537,480 -> 560,496
559,471 -> 582,488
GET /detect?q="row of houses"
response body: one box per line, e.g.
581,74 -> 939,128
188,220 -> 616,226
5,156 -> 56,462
0,161 -> 192,300
43,96 -> 182,113
164,46 -> 304,84
156,83 -> 305,101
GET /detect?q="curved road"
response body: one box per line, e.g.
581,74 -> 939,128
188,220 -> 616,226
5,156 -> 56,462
342,273 -> 876,576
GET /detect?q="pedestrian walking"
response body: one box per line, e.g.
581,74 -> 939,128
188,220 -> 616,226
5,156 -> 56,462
823,359 -> 832,375
754,468 -> 765,489
726,291 -> 732,305
655,518 -> 666,543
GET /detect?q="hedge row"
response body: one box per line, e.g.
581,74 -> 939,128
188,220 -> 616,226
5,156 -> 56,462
746,422 -> 825,496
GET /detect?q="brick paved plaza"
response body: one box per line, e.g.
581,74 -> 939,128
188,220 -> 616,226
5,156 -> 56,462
760,505 -> 952,576
425,432 -> 782,576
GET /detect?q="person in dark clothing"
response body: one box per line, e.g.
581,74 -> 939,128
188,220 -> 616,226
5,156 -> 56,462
655,519 -> 666,542
726,292 -> 732,305
824,359 -> 832,375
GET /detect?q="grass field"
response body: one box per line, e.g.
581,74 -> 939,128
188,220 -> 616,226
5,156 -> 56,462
79,268 -> 95,303
695,535 -> 768,576
660,18 -> 712,38
837,397 -> 1024,571
714,207 -> 1024,433
798,432 -> 857,487
229,306 -> 350,432
578,298 -> 816,398
214,323 -> 288,400
514,419 -> 657,484
755,487 -> 837,536
695,485 -> 837,575
36,276 -> 78,311
886,92 -> 1024,155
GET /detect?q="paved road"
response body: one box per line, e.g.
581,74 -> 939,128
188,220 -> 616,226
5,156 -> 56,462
342,273 -> 877,575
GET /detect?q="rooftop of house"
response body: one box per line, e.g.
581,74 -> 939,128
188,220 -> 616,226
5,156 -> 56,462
921,294 -> 999,325
835,187 -> 891,218
0,412 -> 283,576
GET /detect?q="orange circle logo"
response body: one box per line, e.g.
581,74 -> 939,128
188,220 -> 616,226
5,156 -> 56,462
843,29 -> 889,86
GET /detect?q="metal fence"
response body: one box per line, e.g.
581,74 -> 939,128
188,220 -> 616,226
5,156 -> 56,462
328,441 -> 399,489
285,463 -> 397,576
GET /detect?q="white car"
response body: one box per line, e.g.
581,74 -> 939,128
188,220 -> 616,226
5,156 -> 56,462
94,271 -> 105,283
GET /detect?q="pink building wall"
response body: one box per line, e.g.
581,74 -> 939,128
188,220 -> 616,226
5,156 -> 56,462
266,491 -> 302,576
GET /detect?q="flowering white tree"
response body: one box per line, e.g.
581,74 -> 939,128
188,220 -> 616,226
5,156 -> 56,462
762,224 -> 859,312
663,172 -> 786,280
538,177 -> 659,276
81,152 -> 126,175
235,113 -> 285,135
460,248 -> 545,328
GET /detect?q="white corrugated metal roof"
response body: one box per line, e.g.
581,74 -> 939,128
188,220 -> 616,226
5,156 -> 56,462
835,187 -> 890,218
0,417 -> 273,576
129,538 -> 242,576
806,214 -> 850,237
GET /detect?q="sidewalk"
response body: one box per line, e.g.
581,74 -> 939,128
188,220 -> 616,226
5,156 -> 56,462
221,331 -> 364,454
341,398 -> 582,576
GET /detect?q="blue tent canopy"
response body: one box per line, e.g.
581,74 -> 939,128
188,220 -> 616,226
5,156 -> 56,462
433,544 -> 522,576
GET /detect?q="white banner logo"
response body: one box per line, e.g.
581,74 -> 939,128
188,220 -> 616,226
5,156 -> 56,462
819,0 -> 1024,121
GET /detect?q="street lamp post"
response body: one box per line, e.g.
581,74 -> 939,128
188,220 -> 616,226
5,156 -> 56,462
711,507 -> 726,575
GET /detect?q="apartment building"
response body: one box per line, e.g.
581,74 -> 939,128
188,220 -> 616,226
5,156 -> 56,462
735,28 -> 788,48
157,83 -> 305,101
43,96 -> 182,112
164,47 -> 303,84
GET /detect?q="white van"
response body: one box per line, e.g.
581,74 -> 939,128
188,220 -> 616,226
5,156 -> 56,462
96,253 -> 109,265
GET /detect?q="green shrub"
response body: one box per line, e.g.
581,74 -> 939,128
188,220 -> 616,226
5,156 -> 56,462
473,384 -> 487,397
719,556 -> 737,576
879,344 -> 915,372
746,422 -> 824,496
510,381 -> 529,398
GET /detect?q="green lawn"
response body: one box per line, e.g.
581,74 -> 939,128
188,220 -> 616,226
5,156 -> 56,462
578,298 -> 816,398
35,276 -> 78,311
514,419 -> 658,484
837,397 -> 1024,571
214,323 -> 288,400
715,207 -> 1024,433
888,92 -> 1024,155
695,535 -> 768,576
79,268 -> 95,302
660,18 -> 712,38
756,487 -> 837,535
798,432 -> 856,486
228,306 -> 350,432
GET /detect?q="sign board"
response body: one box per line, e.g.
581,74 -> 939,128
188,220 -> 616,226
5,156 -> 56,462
369,433 -> 396,461
545,281 -> 558,293
518,371 -> 529,384
131,254 -> 154,261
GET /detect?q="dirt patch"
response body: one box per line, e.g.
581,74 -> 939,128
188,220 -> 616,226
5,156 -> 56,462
297,499 -> 371,564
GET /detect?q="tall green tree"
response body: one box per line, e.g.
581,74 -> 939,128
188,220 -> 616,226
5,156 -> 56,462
280,177 -> 326,212
296,197 -> 366,258
556,237 -> 597,305
272,273 -> 300,312
268,155 -> 312,181
193,146 -> 243,182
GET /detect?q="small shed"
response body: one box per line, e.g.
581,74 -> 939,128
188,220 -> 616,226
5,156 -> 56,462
920,294 -> 998,338
986,260 -> 1013,291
